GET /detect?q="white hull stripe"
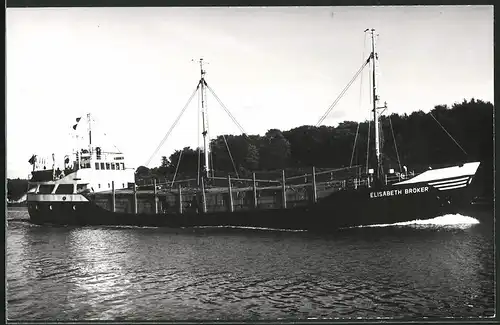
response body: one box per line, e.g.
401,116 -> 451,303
27,194 -> 89,202
394,162 -> 480,185
436,183 -> 468,191
429,180 -> 469,188
428,176 -> 470,186
429,180 -> 468,190
434,182 -> 467,190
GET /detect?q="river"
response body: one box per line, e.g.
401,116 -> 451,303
6,207 -> 495,320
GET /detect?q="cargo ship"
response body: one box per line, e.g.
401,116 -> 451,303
26,30 -> 486,231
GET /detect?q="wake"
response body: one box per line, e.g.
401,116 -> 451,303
353,213 -> 480,229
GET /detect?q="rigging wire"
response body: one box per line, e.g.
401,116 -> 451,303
205,82 -> 247,135
203,81 -> 215,177
315,57 -> 371,127
197,86 -> 202,185
207,102 -> 215,179
89,117 -> 122,153
209,146 -> 214,171
374,35 -> 386,164
365,119 -> 371,174
365,59 -> 373,174
205,81 -> 249,178
388,114 -> 403,172
209,144 -> 215,180
170,148 -> 184,187
350,33 -> 369,167
144,83 -> 200,167
429,112 -> 468,156
221,134 -> 240,178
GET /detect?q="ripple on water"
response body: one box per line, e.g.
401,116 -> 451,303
6,209 -> 495,320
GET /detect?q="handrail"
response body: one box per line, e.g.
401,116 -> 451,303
285,165 -> 362,181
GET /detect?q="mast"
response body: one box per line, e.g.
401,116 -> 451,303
369,29 -> 383,182
199,58 -> 211,178
87,113 -> 92,153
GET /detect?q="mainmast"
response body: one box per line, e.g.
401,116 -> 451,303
368,29 -> 385,182
198,58 -> 211,178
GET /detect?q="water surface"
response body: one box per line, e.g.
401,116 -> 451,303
6,208 -> 495,320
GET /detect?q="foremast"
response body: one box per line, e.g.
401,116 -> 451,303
367,28 -> 386,184
198,58 -> 211,179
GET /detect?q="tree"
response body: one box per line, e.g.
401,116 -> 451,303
259,129 -> 291,170
168,147 -> 200,175
161,156 -> 169,168
135,166 -> 151,179
138,98 -> 492,195
7,178 -> 29,201
244,142 -> 260,171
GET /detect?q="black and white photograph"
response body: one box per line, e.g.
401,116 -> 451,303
6,5 -> 495,321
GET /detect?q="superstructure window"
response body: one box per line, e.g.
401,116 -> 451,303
116,163 -> 120,170
95,163 -> 100,170
55,184 -> 74,194
76,184 -> 88,192
121,163 -> 125,169
38,185 -> 55,194
80,159 -> 91,169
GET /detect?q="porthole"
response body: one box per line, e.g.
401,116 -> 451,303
49,205 -> 53,210
35,204 -> 39,210
72,205 -> 76,210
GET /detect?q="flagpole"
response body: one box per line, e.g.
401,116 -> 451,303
73,117 -> 82,170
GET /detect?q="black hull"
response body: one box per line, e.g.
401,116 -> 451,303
27,182 -> 485,232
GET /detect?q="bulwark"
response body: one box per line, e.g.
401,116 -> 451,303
369,186 -> 429,198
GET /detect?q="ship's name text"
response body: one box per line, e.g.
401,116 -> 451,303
369,186 -> 429,198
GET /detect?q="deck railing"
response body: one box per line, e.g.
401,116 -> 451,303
99,166 -> 421,214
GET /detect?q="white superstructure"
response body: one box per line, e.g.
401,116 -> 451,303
28,113 -> 135,196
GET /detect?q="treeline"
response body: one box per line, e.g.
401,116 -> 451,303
8,98 -> 493,200
7,178 -> 30,202
138,98 -> 493,186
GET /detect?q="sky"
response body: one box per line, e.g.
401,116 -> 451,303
6,6 -> 493,179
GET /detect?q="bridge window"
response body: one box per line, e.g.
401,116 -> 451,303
38,185 -> 55,194
80,158 -> 91,169
95,163 -> 100,170
76,184 -> 88,192
98,184 -> 101,189
111,163 -> 116,170
121,163 -> 125,169
116,163 -> 120,170
108,183 -> 111,188
106,163 -> 110,170
55,184 -> 74,194
100,162 -> 105,170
